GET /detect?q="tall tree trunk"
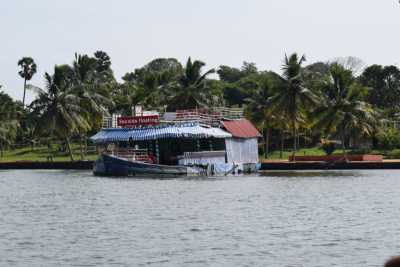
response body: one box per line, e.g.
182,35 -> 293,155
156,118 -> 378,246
342,133 -> 346,159
66,137 -> 74,162
297,131 -> 300,151
22,79 -> 27,107
84,136 -> 88,157
292,119 -> 297,161
266,128 -> 270,159
47,127 -> 55,162
280,129 -> 284,159
79,134 -> 84,161
47,138 -> 52,162
264,127 -> 270,159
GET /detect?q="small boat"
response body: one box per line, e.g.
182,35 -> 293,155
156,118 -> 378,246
93,154 -> 204,177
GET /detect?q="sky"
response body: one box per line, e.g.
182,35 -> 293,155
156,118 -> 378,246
1,0 -> 399,103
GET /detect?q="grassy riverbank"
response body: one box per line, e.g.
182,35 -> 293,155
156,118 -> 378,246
2,145 -> 400,163
262,147 -> 400,161
0,145 -> 97,162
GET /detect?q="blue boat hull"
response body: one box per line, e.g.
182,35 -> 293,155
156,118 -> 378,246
93,154 -> 192,177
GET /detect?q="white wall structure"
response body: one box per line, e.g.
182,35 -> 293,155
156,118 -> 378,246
225,138 -> 259,164
178,151 -> 226,166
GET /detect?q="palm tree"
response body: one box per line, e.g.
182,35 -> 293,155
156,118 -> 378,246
72,55 -> 114,159
167,57 -> 215,111
72,53 -> 96,83
0,89 -> 20,158
246,76 -> 276,158
18,57 -> 37,107
74,82 -> 113,160
313,64 -> 378,154
30,67 -> 90,161
268,53 -> 318,159
0,121 -> 19,158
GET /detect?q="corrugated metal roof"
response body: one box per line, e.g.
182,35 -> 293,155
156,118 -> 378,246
90,123 -> 232,143
222,119 -> 262,138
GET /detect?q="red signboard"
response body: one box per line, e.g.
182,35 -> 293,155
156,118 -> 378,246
117,115 -> 159,128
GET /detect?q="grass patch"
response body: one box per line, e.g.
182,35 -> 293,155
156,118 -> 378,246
262,147 -> 388,160
2,145 -> 397,162
262,147 -> 327,160
0,144 -> 97,162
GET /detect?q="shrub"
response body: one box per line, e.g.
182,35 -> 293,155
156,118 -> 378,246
376,128 -> 400,151
386,149 -> 400,159
320,140 -> 336,155
349,148 -> 372,155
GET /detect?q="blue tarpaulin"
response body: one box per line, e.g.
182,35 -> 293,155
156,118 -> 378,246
90,123 -> 232,143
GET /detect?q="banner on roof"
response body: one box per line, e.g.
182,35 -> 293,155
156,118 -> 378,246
117,115 -> 159,128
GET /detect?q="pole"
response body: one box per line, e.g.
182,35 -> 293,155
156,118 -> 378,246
155,139 -> 160,164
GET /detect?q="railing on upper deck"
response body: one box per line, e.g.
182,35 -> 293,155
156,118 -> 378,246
102,107 -> 245,129
161,107 -> 244,126
103,148 -> 153,163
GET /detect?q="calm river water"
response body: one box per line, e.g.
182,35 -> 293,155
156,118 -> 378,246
1,170 -> 400,266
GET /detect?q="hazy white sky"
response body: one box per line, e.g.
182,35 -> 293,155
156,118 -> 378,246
1,0 -> 399,102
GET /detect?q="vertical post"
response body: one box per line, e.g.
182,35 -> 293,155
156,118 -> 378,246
209,139 -> 213,151
155,139 -> 160,164
196,139 -> 200,151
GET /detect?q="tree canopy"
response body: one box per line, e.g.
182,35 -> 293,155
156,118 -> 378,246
2,51 -> 399,160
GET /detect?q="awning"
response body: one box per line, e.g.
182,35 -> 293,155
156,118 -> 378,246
90,123 -> 232,143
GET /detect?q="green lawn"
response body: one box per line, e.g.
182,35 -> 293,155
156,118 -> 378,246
0,144 -> 98,162
265,147 -> 327,160
1,145 -> 399,162
262,147 -> 393,160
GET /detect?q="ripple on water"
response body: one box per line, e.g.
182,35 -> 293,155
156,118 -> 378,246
0,170 -> 399,266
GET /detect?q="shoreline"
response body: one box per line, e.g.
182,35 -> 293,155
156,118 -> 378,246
2,160 -> 400,171
261,160 -> 400,171
0,161 -> 94,170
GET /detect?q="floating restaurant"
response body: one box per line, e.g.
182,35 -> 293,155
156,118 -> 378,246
90,109 -> 261,176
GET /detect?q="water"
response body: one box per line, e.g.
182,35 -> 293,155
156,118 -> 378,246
1,170 -> 400,267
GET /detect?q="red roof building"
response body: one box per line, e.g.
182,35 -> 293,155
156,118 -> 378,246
222,119 -> 262,138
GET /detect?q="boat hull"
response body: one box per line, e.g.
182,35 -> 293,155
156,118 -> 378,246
93,154 -> 193,177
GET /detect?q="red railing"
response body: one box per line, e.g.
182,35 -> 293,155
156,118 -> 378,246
106,148 -> 154,163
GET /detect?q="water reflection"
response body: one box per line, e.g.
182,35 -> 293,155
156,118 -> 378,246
260,170 -> 366,178
0,170 -> 398,266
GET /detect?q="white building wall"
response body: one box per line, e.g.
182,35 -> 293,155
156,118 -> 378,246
225,138 -> 259,164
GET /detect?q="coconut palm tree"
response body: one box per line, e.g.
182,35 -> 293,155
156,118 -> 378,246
74,82 -> 113,160
268,53 -> 318,158
0,89 -> 20,158
246,76 -> 277,158
167,57 -> 216,110
72,53 -> 97,83
313,64 -> 378,154
18,57 -> 37,107
71,55 -> 114,159
30,67 -> 90,161
0,120 -> 19,158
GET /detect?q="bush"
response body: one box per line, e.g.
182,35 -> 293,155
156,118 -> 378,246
386,149 -> 400,159
376,128 -> 400,151
349,148 -> 372,155
320,140 -> 336,155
